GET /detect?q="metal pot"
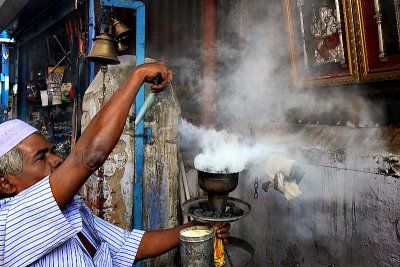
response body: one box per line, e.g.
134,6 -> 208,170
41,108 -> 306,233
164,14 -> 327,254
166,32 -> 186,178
197,170 -> 239,214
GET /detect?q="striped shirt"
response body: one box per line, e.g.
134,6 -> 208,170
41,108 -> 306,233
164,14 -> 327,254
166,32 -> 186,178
0,176 -> 144,267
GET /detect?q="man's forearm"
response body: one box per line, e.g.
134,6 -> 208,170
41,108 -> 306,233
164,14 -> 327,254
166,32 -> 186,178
135,221 -> 197,261
77,68 -> 145,162
50,62 -> 171,209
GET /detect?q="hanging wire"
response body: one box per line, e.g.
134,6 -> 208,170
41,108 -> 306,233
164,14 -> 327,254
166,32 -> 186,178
100,65 -> 108,107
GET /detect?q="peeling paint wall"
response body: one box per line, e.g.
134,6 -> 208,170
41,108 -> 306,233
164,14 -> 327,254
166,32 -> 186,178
142,83 -> 181,266
81,56 -> 137,229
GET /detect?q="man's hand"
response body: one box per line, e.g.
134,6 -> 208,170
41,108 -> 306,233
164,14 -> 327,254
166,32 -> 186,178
138,61 -> 173,91
214,223 -> 231,245
135,220 -> 231,261
190,221 -> 231,245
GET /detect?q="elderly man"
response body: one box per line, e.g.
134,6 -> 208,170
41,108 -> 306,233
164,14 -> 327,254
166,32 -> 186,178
0,61 -> 229,267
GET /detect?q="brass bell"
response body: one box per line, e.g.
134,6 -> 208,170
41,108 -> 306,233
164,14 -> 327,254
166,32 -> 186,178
87,33 -> 120,65
116,39 -> 128,52
112,18 -> 132,40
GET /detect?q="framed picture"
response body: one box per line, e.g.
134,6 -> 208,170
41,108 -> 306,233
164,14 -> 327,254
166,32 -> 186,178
284,0 -> 359,87
353,0 -> 400,81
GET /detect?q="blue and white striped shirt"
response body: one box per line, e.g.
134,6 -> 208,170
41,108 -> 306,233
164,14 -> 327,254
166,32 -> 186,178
0,176 -> 144,267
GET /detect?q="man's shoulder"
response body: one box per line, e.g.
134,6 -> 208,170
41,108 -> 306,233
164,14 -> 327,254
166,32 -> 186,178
0,176 -> 49,206
0,197 -> 11,215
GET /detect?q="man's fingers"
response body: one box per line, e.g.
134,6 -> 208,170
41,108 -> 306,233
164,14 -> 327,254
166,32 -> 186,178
216,223 -> 231,234
217,232 -> 229,239
157,61 -> 167,67
151,70 -> 173,90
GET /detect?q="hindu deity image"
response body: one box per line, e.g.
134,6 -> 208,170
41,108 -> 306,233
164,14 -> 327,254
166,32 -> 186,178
310,1 -> 344,64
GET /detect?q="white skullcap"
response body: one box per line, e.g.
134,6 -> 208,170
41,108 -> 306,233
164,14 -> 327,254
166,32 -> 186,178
0,119 -> 38,157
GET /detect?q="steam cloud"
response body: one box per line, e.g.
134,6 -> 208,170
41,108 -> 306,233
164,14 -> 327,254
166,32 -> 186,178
179,119 -> 287,174
174,1 -> 382,169
211,1 -> 380,130
170,0 -> 386,180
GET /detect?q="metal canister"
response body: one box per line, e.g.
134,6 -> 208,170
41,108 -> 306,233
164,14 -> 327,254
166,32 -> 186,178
180,226 -> 214,267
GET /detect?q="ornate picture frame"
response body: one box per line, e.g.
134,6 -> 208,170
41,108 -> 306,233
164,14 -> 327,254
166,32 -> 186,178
284,0 -> 359,87
353,0 -> 400,81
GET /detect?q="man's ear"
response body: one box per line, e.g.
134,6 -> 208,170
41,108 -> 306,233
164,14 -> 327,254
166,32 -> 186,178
0,175 -> 17,196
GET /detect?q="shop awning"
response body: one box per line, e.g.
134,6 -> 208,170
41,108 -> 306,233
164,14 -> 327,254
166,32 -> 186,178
0,0 -> 73,42
0,0 -> 30,34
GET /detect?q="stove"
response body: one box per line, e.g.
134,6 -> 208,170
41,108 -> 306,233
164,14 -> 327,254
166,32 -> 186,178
181,170 -> 251,224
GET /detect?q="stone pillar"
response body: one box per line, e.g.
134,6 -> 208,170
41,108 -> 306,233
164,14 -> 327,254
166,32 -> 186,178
81,55 -> 181,266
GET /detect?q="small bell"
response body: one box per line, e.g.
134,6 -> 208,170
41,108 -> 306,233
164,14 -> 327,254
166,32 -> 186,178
112,18 -> 132,40
87,33 -> 120,65
116,39 -> 128,52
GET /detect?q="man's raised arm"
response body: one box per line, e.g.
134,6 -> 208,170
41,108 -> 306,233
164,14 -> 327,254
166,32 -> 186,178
50,61 -> 172,209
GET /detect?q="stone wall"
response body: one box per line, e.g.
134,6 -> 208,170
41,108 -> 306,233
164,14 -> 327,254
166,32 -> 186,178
226,123 -> 400,266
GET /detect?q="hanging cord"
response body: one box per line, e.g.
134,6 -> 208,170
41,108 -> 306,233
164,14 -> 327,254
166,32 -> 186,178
100,65 -> 108,107
248,122 -> 259,199
95,65 -> 108,219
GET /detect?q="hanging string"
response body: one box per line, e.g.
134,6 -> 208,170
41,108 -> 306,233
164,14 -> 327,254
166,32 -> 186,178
100,65 -> 108,107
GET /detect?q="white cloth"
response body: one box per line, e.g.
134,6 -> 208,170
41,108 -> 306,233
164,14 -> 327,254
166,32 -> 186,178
0,119 -> 38,157
265,154 -> 295,179
274,172 -> 302,200
0,176 -> 144,267
265,154 -> 302,200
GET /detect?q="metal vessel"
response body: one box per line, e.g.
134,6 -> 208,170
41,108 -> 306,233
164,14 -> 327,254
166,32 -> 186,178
182,169 -> 250,224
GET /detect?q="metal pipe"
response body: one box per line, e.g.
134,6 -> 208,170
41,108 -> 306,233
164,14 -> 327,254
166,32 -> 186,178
48,51 -> 71,74
296,0 -> 308,66
202,0 -> 217,128
179,154 -> 190,201
178,164 -> 189,224
88,0 -> 95,82
100,4 -> 146,260
52,34 -> 72,64
373,0 -> 386,59
133,3 -> 145,241
12,46 -> 18,119
1,43 -> 9,114
334,0 -> 345,64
